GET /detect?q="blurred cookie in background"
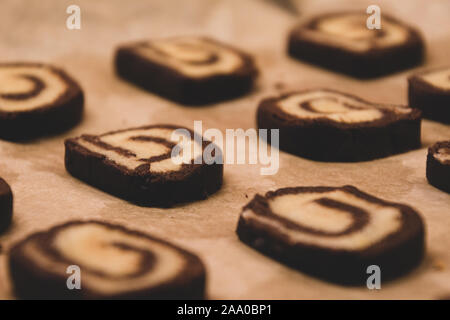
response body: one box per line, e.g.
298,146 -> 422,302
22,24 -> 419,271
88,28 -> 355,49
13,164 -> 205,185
115,36 -> 258,105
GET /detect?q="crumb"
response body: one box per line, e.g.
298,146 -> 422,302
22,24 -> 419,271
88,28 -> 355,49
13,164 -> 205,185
245,194 -> 248,198
274,82 -> 286,90
432,259 -> 446,271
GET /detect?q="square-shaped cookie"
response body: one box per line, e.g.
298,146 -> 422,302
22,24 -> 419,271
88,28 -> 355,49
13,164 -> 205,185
115,36 -> 258,105
237,185 -> 425,284
288,12 -> 424,78
408,67 -> 450,124
257,89 -> 421,162
65,124 -> 223,207
0,63 -> 84,140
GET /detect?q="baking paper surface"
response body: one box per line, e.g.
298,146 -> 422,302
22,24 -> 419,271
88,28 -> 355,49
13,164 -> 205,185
0,0 -> 449,299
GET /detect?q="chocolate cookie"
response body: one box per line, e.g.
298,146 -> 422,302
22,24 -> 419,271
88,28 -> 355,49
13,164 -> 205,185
236,185 -> 425,285
115,36 -> 258,105
0,63 -> 84,140
9,220 -> 206,299
426,140 -> 450,193
288,12 -> 424,78
408,67 -> 450,124
0,177 -> 13,233
65,124 -> 223,207
257,89 -> 421,162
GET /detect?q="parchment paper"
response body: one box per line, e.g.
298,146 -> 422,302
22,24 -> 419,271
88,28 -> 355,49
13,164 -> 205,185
0,0 -> 449,299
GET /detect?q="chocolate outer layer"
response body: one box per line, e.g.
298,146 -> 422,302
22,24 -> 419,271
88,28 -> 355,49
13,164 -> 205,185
257,89 -> 422,162
9,220 -> 206,299
0,177 -> 13,233
426,141 -> 450,193
236,185 -> 425,285
0,63 -> 84,141
115,37 -> 258,105
408,69 -> 450,124
287,12 -> 424,78
64,124 -> 223,207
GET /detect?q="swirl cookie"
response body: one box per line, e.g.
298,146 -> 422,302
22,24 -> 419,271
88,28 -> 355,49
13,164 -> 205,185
0,177 -> 13,233
115,36 -> 258,105
9,220 -> 206,299
65,124 -> 223,207
426,141 -> 450,193
236,185 -> 425,284
0,63 -> 84,140
257,89 -> 421,162
408,67 -> 450,124
288,12 -> 424,78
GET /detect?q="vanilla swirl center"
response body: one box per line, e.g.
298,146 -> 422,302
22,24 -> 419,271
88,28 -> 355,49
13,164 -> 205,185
76,127 -> 203,173
0,66 -> 67,112
276,90 -> 410,123
243,188 -> 403,250
134,37 -> 244,78
302,13 -> 408,52
22,223 -> 186,295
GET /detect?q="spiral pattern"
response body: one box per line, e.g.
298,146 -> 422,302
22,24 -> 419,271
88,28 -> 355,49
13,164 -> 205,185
241,186 -> 411,250
276,90 -> 411,124
301,13 -> 408,52
0,64 -> 71,112
74,125 -> 203,173
12,221 -> 204,297
133,37 -> 244,78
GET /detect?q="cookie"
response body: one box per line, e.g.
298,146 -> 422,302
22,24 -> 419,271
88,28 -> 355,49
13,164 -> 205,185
288,12 -> 424,78
115,36 -> 258,105
65,124 -> 223,207
0,177 -> 13,233
408,67 -> 450,124
257,89 -> 421,162
426,140 -> 450,193
0,63 -> 84,140
9,220 -> 206,299
236,185 -> 425,285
